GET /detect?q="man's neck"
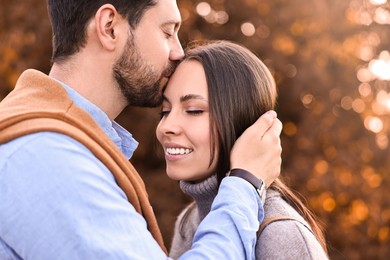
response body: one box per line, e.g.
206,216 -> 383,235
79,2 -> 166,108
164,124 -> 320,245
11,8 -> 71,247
49,58 -> 127,120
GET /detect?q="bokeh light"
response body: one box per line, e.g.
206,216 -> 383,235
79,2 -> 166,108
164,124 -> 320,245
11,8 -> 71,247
369,0 -> 387,5
369,51 -> 390,80
196,2 -> 211,17
240,22 -> 256,37
364,116 -> 384,133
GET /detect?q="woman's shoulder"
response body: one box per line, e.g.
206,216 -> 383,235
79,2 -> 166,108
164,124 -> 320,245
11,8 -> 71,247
170,202 -> 199,259
263,189 -> 305,220
174,201 -> 200,231
256,190 -> 328,259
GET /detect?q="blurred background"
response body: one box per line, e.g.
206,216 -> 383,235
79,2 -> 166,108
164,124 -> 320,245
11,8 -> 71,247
1,0 -> 389,259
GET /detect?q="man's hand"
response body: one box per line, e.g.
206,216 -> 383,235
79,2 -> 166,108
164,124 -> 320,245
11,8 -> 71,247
230,110 -> 282,187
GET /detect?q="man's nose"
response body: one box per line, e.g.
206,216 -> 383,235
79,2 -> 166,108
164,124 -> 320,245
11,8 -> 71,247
169,37 -> 184,61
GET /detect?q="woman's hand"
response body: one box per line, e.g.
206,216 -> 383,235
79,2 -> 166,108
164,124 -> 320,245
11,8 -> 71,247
230,111 -> 283,187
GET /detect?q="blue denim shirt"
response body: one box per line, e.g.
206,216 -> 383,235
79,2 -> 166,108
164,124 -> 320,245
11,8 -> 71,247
0,80 -> 263,259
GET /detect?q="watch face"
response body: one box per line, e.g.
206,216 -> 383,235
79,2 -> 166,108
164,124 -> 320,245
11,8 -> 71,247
258,179 -> 264,190
257,186 -> 267,204
257,180 -> 266,203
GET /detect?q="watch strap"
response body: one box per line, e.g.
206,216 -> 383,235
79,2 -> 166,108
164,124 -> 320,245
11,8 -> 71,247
228,168 -> 266,204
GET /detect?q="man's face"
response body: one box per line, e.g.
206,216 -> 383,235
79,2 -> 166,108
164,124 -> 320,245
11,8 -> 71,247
113,0 -> 184,107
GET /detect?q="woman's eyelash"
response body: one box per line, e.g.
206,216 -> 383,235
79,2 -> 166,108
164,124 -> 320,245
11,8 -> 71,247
159,109 -> 204,117
159,110 -> 170,117
187,110 -> 203,115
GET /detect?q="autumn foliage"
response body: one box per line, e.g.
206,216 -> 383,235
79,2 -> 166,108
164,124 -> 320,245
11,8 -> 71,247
1,0 -> 389,259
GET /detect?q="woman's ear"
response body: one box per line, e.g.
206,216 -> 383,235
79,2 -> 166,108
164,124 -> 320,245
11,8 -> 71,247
94,4 -> 124,51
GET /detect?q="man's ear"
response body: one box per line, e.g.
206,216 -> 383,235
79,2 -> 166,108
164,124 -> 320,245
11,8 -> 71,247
94,4 -> 124,51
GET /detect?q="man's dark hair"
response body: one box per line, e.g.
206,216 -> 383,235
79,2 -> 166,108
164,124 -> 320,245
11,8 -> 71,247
47,0 -> 156,62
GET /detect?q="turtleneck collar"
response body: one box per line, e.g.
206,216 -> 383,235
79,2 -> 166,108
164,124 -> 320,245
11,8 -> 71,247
179,174 -> 219,221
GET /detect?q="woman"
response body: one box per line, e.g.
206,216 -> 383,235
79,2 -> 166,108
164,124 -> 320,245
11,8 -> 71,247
156,40 -> 328,259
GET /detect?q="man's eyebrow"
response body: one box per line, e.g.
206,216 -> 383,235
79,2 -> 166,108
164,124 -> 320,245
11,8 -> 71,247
162,20 -> 181,30
180,94 -> 207,102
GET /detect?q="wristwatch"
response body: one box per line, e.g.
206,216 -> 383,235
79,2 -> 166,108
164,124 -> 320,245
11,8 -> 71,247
227,168 -> 267,205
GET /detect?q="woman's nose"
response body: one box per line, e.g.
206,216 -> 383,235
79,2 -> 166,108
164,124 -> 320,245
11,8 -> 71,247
158,114 -> 182,136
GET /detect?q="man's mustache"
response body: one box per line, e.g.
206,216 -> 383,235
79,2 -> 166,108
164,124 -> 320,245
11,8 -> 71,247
162,61 -> 180,78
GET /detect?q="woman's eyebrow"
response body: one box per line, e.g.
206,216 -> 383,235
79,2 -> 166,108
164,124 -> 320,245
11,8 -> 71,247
162,94 -> 171,104
180,94 -> 207,102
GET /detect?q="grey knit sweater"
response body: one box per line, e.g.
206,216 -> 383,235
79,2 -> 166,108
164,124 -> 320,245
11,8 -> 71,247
169,174 -> 328,259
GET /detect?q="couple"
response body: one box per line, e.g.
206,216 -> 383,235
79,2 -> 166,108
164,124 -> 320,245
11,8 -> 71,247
0,0 -> 327,259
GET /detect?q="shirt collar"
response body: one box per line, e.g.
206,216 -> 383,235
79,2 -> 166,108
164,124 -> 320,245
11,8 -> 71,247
57,81 -> 138,159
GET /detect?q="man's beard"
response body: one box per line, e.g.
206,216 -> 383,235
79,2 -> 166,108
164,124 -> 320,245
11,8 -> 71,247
113,38 -> 176,107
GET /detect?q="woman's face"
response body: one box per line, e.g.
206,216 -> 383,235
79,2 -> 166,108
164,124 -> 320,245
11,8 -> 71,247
156,60 -> 217,182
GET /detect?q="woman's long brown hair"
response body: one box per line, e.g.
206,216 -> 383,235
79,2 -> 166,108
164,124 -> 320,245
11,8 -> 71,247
183,40 -> 328,253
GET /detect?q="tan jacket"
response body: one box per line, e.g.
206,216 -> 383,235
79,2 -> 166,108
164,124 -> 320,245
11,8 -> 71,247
0,69 -> 167,253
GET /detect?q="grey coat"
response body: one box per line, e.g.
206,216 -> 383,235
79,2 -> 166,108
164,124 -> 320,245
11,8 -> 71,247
169,175 -> 328,259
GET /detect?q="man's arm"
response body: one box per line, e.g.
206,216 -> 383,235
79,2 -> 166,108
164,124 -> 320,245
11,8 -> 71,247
0,133 -> 167,259
0,111 -> 282,259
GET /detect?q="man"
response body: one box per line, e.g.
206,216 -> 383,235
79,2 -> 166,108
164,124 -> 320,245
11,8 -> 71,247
0,0 -> 283,259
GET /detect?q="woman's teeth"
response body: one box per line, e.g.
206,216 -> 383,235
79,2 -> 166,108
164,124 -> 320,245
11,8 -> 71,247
166,148 -> 193,155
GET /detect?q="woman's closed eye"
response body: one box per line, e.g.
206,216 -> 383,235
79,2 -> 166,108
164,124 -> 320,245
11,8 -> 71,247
187,109 -> 204,115
159,109 -> 170,118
